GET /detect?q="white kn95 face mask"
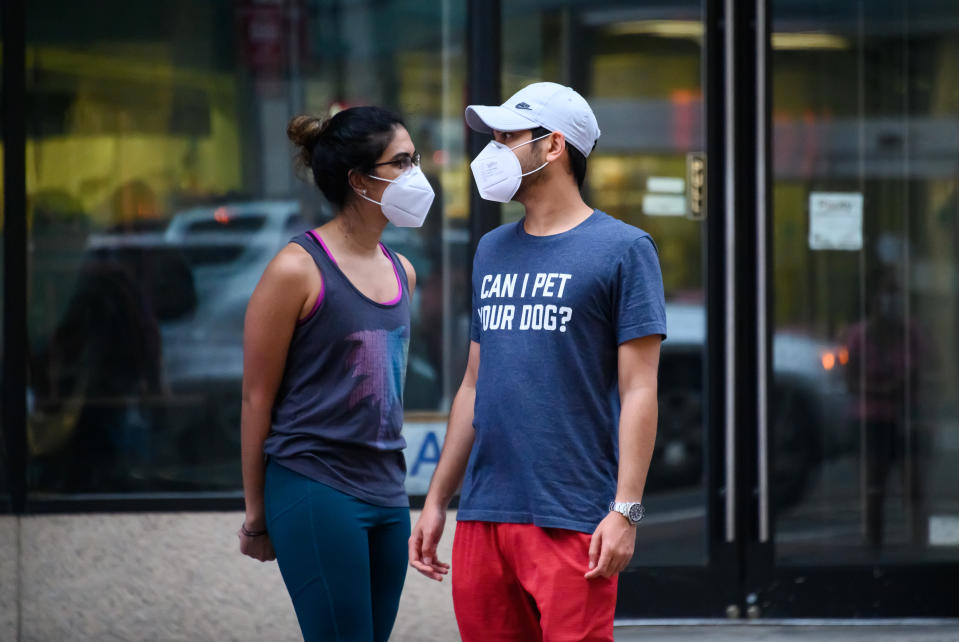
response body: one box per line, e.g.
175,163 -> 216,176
469,133 -> 550,203
358,166 -> 435,227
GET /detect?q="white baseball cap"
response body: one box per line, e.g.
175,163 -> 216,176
465,82 -> 601,158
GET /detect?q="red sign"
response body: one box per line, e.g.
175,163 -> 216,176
237,1 -> 286,74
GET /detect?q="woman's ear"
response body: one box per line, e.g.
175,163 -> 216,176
347,169 -> 369,196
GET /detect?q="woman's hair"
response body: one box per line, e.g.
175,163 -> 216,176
288,106 -> 405,208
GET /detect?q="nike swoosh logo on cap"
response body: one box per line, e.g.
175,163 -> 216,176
515,102 -> 532,110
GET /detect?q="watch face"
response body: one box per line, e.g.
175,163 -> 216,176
628,503 -> 645,523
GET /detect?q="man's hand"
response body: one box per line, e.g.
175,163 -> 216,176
585,511 -> 636,579
409,503 -> 451,581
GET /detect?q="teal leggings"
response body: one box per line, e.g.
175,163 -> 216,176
264,461 -> 410,642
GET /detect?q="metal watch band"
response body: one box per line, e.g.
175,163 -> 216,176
609,501 -> 646,524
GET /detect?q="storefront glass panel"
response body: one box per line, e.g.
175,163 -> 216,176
771,0 -> 959,564
25,0 -> 467,496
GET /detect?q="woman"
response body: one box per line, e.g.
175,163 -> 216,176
238,106 -> 434,641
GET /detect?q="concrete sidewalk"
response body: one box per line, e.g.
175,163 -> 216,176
614,623 -> 959,641
2,511 -> 957,641
0,511 -> 460,641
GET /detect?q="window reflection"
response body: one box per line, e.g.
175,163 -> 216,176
772,0 -> 959,561
26,0 -> 467,495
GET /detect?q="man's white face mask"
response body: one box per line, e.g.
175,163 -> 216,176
469,133 -> 551,203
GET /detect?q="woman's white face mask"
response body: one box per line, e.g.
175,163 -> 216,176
469,133 -> 551,203
357,166 -> 435,228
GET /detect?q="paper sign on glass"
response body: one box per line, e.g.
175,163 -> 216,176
643,194 -> 686,217
808,192 -> 863,251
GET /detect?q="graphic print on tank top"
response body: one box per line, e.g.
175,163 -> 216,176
345,326 -> 410,447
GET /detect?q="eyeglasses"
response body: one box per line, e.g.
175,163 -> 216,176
371,151 -> 421,172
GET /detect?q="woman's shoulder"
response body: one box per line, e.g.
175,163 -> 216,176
390,249 -> 416,295
259,242 -> 320,292
278,240 -> 319,272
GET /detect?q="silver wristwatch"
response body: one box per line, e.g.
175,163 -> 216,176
609,501 -> 645,525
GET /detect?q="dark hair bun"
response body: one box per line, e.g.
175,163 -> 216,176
287,107 -> 405,209
287,115 -> 326,172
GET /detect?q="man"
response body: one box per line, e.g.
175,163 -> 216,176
409,82 -> 666,642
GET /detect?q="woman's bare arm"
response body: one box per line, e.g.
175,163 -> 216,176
239,244 -> 316,559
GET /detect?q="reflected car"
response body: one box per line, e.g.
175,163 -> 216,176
651,302 -> 851,506
158,200 -> 453,393
155,201 -> 313,486
28,202 -> 311,490
158,201 -> 307,380
153,202 -> 455,487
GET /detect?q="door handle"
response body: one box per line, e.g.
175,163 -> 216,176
723,0 -> 737,544
755,0 -> 770,545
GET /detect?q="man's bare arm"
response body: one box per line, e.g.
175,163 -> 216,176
585,334 -> 661,579
409,341 -> 480,581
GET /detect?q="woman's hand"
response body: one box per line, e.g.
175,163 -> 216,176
238,523 -> 276,562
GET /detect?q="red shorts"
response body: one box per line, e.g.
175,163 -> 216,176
451,520 -> 617,642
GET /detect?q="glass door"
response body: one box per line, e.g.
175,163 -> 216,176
751,0 -> 959,616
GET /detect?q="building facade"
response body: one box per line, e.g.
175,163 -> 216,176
2,0 -> 958,620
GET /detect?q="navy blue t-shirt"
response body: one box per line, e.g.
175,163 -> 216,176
458,210 -> 667,533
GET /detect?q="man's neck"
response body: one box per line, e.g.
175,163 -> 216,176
519,176 -> 594,237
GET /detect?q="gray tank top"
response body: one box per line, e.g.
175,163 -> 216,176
263,229 -> 410,507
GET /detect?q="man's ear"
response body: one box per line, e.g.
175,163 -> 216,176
546,131 -> 567,162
